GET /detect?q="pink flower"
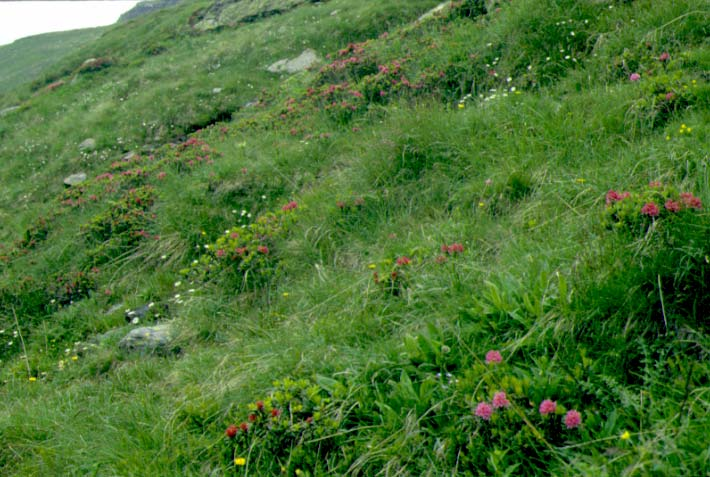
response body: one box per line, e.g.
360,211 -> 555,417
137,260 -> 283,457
641,202 -> 660,217
664,199 -> 681,213
680,193 -> 702,210
659,52 -> 670,62
606,190 -> 630,206
539,399 -> 557,416
485,350 -> 503,365
475,402 -> 493,420
492,391 -> 511,409
665,92 -> 675,101
629,73 -> 641,82
564,410 -> 582,429
216,249 -> 226,258
648,181 -> 662,188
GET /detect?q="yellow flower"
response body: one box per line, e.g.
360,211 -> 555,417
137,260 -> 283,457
458,103 -> 465,109
666,135 -> 671,141
282,292 -> 290,297
234,457 -> 246,466
620,430 -> 631,440
367,264 -> 376,269
71,355 -> 79,361
478,202 -> 485,208
28,376 -> 37,382
687,127 -> 692,133
575,178 -> 586,183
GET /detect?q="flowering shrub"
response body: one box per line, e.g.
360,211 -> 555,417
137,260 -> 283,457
47,269 -> 99,307
82,186 -> 157,263
603,182 -> 702,234
602,182 -> 710,325
370,255 -> 412,296
15,217 -> 50,252
223,377 -> 347,475
185,202 -> 298,288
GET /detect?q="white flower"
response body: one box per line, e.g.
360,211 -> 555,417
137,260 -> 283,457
174,281 -> 181,287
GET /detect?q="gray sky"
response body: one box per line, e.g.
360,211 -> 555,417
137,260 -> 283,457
0,1 -> 139,46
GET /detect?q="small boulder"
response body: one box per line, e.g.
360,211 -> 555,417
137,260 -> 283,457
79,138 -> 96,152
267,49 -> 320,74
63,172 -> 87,187
119,324 -> 178,355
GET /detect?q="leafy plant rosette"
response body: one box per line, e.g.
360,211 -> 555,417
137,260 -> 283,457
602,182 -> 709,321
223,377 -> 349,474
185,202 -> 299,287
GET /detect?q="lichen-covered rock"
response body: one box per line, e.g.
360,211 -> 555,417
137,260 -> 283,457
267,49 -> 320,74
118,324 -> 178,355
63,172 -> 87,187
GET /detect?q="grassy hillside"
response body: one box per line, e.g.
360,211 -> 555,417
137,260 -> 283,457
1,0 -> 709,475
0,28 -> 107,95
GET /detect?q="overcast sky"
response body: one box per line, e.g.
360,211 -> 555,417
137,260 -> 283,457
0,1 -> 139,46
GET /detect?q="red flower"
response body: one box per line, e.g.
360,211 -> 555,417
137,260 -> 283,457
396,256 -> 411,266
564,410 -> 582,429
640,202 -> 660,217
680,193 -> 702,210
271,408 -> 281,418
539,399 -> 557,416
216,249 -> 226,258
475,402 -> 493,420
664,199 -> 681,213
225,425 -> 238,438
257,245 -> 269,254
485,350 -> 503,365
256,401 -> 264,411
248,414 -> 257,422
659,52 -> 670,62
239,422 -> 249,432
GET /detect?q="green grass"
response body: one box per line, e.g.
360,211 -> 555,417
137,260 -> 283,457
1,0 -> 709,475
0,27 -> 107,95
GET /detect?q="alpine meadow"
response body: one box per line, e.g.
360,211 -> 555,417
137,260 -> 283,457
0,0 -> 708,475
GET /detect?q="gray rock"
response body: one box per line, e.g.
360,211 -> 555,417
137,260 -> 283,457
63,172 -> 87,187
78,138 -> 96,152
267,49 -> 320,74
118,324 -> 177,355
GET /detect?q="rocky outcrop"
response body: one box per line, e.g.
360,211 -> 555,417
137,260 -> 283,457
192,0 -> 327,31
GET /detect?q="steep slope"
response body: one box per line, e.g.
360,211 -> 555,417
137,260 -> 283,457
0,0 -> 708,475
0,27 -> 107,94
